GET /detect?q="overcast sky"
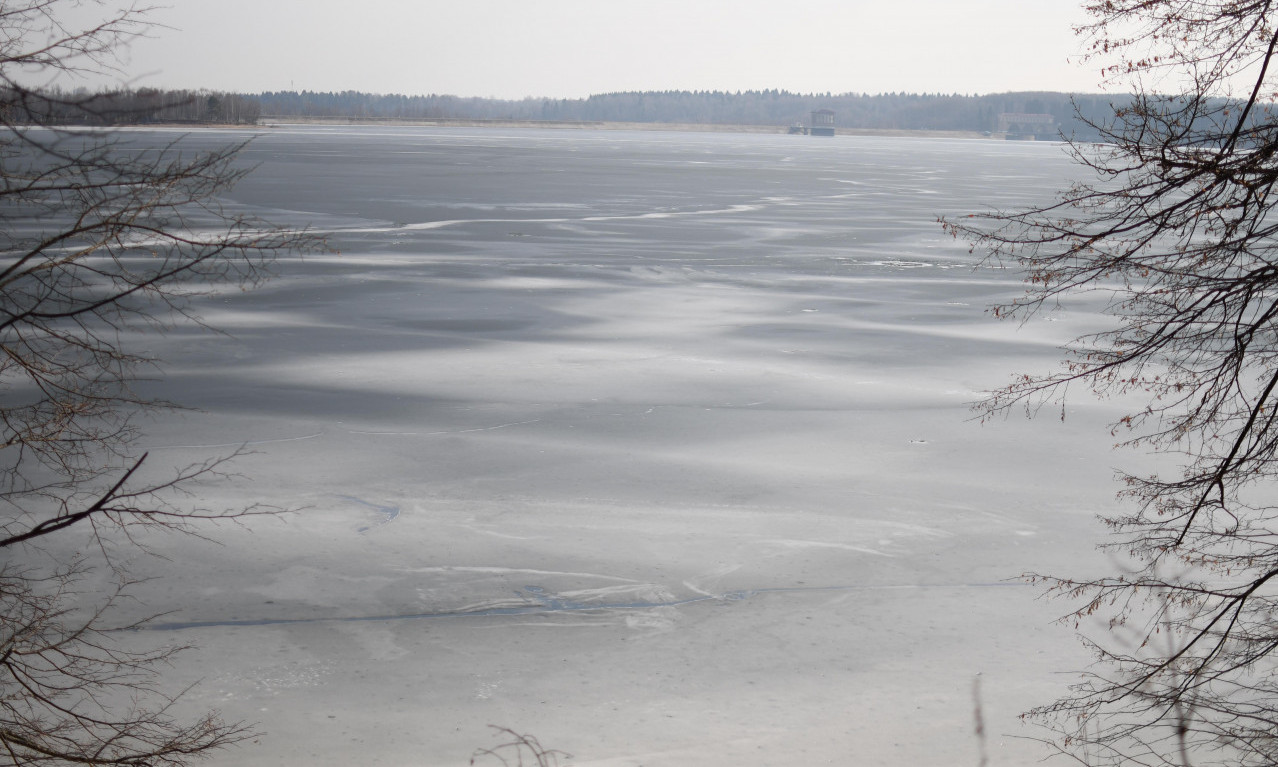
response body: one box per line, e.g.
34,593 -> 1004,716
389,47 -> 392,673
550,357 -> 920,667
68,1 -> 1100,98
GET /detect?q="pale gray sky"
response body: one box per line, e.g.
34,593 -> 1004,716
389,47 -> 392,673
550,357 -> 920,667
73,1 -> 1099,97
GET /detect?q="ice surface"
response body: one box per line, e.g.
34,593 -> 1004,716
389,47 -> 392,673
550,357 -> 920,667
80,127 -> 1138,765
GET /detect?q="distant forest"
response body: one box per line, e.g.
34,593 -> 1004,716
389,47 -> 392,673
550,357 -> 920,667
6,88 -> 261,124
15,87 -> 1135,140
253,89 -> 1122,139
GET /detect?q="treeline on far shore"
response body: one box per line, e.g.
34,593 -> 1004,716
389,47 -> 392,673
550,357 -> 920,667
4,88 -> 261,125
252,89 -> 1122,139
8,87 -> 1137,139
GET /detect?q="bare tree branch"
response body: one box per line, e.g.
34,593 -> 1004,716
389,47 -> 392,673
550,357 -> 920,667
0,2 -> 319,766
945,3 -> 1278,766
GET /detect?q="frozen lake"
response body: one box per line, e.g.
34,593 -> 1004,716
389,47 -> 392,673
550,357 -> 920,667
102,127 -> 1130,765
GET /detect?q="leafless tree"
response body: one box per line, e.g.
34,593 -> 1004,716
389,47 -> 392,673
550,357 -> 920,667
0,2 -> 317,764
945,2 -> 1278,766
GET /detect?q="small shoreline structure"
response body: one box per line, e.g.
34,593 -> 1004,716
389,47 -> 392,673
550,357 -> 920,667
995,111 -> 1056,141
810,108 -> 836,136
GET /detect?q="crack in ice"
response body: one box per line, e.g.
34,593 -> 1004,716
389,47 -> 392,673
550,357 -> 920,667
140,582 -> 1027,632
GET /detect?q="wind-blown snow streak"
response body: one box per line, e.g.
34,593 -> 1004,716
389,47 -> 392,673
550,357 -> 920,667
147,432 -> 325,450
333,203 -> 764,235
346,419 -> 542,437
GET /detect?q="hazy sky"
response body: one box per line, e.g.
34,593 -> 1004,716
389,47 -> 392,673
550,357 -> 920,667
69,1 -> 1100,98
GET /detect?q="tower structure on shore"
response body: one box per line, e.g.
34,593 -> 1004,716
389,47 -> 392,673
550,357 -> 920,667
810,109 -> 835,137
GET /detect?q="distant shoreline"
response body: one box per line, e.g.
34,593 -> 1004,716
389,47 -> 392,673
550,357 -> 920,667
254,115 -> 990,140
